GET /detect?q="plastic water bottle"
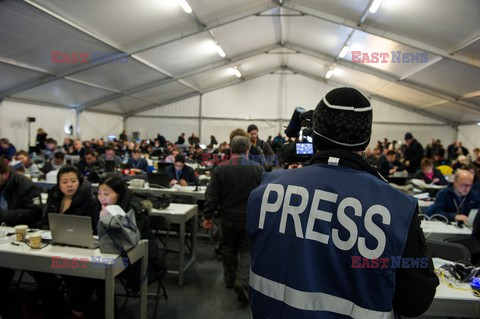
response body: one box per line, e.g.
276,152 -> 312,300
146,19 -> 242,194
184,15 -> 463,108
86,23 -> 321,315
123,152 -> 129,164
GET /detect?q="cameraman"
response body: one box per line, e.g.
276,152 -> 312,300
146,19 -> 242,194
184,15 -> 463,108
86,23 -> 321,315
247,87 -> 438,318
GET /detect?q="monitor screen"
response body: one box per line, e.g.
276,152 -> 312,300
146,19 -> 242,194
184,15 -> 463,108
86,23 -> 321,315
296,143 -> 314,155
107,135 -> 116,142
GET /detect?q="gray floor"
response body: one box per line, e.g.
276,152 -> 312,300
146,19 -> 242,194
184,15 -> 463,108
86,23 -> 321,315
120,236 -> 251,319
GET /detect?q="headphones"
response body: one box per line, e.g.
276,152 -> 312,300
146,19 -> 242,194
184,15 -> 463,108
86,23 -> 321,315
441,262 -> 480,282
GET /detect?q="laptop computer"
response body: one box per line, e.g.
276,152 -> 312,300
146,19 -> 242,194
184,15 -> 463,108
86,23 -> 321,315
148,172 -> 171,188
105,160 -> 115,172
48,214 -> 99,249
466,209 -> 479,228
156,162 -> 173,173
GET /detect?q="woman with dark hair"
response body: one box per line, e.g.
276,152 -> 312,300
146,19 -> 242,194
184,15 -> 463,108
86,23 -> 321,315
97,176 -> 166,291
44,165 -> 99,229
37,166 -> 100,318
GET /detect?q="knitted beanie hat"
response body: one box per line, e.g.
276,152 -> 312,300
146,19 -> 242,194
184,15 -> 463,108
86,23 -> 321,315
312,87 -> 372,151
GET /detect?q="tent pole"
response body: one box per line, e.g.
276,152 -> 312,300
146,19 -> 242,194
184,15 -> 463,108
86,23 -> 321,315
199,94 -> 203,143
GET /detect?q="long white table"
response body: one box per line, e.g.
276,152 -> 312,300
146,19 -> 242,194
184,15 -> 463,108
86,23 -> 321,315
421,220 -> 472,240
0,235 -> 148,319
151,203 -> 198,286
130,185 -> 206,201
425,258 -> 480,317
35,181 -> 206,201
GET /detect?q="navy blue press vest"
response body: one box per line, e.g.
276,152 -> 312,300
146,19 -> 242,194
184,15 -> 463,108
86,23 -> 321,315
247,163 -> 417,319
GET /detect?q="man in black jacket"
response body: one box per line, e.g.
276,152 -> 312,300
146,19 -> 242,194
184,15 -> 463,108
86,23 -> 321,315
0,157 -> 42,226
247,124 -> 275,171
404,132 -> 424,175
203,135 -> 265,304
165,154 -> 197,186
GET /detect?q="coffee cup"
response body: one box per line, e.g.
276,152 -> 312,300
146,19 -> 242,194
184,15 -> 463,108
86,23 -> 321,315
29,232 -> 42,249
14,225 -> 28,242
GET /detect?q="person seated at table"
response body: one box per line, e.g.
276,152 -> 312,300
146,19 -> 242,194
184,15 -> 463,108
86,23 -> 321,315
37,165 -> 100,318
166,154 -> 197,186
427,169 -> 480,222
0,157 -> 42,226
41,151 -> 65,176
97,176 -> 166,292
127,149 -> 148,174
164,148 -> 180,163
99,146 -> 122,168
414,158 -> 449,186
378,150 -> 404,178
76,148 -> 104,183
462,164 -> 480,194
43,165 -> 99,228
15,150 -> 42,179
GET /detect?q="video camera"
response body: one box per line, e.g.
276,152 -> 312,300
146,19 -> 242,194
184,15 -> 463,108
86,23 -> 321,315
282,107 -> 314,167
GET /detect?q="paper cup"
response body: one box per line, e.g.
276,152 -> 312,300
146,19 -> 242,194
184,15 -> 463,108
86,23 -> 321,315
14,225 -> 28,242
29,232 -> 42,249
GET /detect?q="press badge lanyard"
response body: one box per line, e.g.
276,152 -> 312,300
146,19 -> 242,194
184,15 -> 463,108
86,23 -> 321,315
453,196 -> 467,215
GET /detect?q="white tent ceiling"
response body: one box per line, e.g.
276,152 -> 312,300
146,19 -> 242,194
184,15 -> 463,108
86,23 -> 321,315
1,0 -> 479,126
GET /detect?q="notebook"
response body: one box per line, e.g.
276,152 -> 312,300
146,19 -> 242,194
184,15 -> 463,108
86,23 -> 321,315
466,209 -> 479,228
48,214 -> 99,249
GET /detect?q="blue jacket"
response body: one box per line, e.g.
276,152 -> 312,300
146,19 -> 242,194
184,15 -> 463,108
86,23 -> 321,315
427,184 -> 480,221
247,151 -> 419,319
128,157 -> 149,173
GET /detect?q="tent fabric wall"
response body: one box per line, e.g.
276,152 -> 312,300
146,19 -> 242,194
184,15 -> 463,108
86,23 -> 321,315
125,117 -> 199,143
79,111 -> 123,142
0,100 -> 75,150
201,119 -> 277,146
458,125 -> 480,153
125,73 -> 458,147
135,96 -> 200,117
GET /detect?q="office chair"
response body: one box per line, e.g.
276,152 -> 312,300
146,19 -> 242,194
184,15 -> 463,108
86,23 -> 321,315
426,238 -> 471,262
444,235 -> 480,264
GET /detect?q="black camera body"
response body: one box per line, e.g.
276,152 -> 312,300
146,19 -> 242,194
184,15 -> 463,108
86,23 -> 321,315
282,107 -> 315,167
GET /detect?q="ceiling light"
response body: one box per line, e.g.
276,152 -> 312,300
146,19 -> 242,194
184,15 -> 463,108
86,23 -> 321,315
176,0 -> 192,13
325,68 -> 334,79
369,0 -> 383,13
231,67 -> 242,78
477,122 -> 480,126
216,44 -> 226,58
338,45 -> 349,58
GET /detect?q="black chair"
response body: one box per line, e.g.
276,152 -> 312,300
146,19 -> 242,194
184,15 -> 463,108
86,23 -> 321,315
444,235 -> 480,264
426,238 -> 471,262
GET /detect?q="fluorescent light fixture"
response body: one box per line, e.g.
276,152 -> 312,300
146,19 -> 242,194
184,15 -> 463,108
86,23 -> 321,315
176,0 -> 192,13
477,122 -> 480,126
325,68 -> 334,79
338,46 -> 349,58
231,67 -> 242,78
369,0 -> 383,13
216,44 -> 226,57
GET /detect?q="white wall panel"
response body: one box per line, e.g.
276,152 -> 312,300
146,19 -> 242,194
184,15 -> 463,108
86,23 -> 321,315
370,123 -> 455,150
126,117 -> 199,143
135,96 -> 200,117
372,99 -> 445,124
202,75 -> 282,119
458,124 -> 480,153
0,100 -> 75,150
201,119 -> 277,146
79,111 -> 123,141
